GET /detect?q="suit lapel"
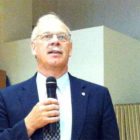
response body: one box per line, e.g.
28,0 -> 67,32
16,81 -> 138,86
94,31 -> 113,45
69,74 -> 89,140
18,75 -> 39,115
17,75 -> 43,140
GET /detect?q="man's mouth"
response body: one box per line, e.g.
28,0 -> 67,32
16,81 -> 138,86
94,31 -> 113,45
48,50 -> 62,54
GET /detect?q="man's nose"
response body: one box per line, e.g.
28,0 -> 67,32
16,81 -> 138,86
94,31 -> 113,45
49,35 -> 60,46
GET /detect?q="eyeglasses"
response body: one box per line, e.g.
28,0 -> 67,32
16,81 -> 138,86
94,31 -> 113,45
36,32 -> 71,42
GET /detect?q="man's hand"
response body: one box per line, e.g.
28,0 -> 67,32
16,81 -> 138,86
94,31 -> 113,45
24,98 -> 60,137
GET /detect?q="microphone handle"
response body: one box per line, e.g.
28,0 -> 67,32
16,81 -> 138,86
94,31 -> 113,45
47,86 -> 57,98
47,85 -> 57,132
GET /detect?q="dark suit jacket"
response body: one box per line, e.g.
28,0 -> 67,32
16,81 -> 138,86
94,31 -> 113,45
0,74 -> 119,140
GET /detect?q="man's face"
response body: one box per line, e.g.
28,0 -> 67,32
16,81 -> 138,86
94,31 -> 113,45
31,21 -> 72,70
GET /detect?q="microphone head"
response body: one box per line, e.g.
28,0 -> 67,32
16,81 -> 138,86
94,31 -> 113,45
46,76 -> 57,85
46,76 -> 57,98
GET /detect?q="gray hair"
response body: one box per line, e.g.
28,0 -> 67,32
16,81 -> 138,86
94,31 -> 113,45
31,13 -> 71,41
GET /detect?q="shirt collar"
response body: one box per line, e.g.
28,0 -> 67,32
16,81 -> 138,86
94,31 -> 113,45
37,72 -> 69,89
57,72 -> 70,91
36,72 -> 46,85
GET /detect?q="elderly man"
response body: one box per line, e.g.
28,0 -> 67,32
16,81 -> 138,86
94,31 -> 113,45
0,13 -> 119,140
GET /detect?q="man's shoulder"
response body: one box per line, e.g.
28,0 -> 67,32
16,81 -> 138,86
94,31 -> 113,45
0,74 -> 36,96
69,74 -> 108,91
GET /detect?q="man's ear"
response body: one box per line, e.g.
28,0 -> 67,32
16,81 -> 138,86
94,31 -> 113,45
69,42 -> 72,57
31,42 -> 36,55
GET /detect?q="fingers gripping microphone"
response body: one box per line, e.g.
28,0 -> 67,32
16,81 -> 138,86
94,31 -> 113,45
46,76 -> 57,132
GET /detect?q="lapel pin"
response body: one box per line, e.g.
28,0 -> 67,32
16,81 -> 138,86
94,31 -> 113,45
81,92 -> 86,96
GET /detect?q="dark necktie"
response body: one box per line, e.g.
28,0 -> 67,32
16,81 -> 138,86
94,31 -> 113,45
43,122 -> 60,140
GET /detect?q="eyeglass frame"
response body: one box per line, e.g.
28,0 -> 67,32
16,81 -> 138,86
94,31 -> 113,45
35,32 -> 71,42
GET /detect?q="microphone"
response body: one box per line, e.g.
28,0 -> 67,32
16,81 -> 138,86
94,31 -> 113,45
46,76 -> 57,132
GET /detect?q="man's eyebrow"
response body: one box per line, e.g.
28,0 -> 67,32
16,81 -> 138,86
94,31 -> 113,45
42,31 -> 69,35
41,32 -> 51,34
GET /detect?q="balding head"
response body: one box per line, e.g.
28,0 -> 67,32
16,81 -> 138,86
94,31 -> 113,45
31,13 -> 71,41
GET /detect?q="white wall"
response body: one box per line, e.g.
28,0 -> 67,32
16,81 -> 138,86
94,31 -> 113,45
0,39 -> 36,84
104,27 -> 140,104
69,26 -> 104,85
0,26 -> 104,85
0,26 -> 140,104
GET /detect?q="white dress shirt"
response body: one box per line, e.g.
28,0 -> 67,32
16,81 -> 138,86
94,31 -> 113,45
36,72 -> 72,140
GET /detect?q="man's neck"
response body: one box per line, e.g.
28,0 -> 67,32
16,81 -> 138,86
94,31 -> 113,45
37,66 -> 68,79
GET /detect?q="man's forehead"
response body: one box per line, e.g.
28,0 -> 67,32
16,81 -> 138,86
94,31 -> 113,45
38,21 -> 68,34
